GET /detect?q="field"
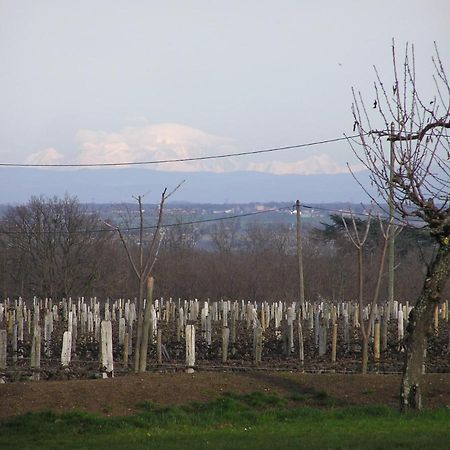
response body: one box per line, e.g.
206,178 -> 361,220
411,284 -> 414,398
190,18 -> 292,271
1,297 -> 449,382
1,372 -> 450,449
1,297 -> 450,448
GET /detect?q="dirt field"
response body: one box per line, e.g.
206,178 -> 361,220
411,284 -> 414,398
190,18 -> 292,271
1,371 -> 450,418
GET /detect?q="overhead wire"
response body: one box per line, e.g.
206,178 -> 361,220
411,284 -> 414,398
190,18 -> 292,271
0,134 -> 362,168
0,128 -> 439,168
0,128 -> 432,232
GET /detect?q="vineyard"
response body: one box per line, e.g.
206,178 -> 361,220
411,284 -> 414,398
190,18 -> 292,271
1,296 -> 449,381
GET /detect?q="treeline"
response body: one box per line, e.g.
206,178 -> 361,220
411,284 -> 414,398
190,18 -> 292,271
0,195 -> 442,302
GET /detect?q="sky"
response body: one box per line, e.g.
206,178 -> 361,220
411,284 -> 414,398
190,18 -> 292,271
1,0 -> 449,177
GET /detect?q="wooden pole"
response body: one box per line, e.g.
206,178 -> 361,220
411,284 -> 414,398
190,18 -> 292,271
298,315 -> 304,371
388,122 -> 395,316
296,200 -> 305,317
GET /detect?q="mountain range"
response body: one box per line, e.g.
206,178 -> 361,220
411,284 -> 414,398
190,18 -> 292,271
0,168 -> 376,204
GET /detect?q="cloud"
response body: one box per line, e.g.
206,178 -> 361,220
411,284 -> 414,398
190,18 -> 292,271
75,123 -> 239,172
247,154 -> 365,175
24,123 -> 364,177
25,147 -> 64,165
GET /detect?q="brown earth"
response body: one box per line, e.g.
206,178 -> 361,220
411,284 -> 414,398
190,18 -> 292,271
1,371 -> 450,418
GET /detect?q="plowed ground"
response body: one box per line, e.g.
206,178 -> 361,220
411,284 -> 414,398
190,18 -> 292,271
1,371 -> 450,417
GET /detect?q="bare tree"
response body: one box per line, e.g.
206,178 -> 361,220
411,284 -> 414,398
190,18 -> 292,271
0,195 -> 110,298
342,212 -> 395,373
105,185 -> 182,372
349,42 -> 450,410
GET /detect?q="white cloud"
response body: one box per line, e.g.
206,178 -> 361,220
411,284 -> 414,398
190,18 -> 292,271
24,124 -> 365,176
25,147 -> 64,165
247,154 -> 365,175
75,123 -> 239,172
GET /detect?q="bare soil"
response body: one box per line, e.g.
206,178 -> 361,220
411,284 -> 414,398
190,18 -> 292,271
1,371 -> 450,418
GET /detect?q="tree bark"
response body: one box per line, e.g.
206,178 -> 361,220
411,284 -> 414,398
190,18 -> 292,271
139,276 -> 154,372
133,278 -> 145,372
401,243 -> 450,411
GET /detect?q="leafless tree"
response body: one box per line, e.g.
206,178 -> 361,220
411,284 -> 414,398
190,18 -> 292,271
342,212 -> 395,373
0,195 -> 110,298
105,184 -> 182,372
348,42 -> 450,410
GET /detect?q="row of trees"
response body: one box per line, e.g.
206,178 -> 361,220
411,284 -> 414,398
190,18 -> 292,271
0,197 -> 438,304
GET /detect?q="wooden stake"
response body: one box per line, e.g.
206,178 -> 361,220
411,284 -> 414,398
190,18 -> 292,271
374,320 -> 381,362
222,326 -> 230,363
0,330 -> 7,370
157,329 -> 162,365
331,322 -> 337,363
185,323 -> 195,373
123,332 -> 129,366
30,325 -> 41,381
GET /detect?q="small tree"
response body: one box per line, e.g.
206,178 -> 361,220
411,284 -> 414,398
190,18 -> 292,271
349,43 -> 450,410
105,184 -> 182,372
342,212 -> 394,373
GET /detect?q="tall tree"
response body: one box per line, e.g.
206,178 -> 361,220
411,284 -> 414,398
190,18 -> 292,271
349,43 -> 450,410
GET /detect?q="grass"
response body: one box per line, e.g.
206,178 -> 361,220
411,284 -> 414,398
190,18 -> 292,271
1,392 -> 450,449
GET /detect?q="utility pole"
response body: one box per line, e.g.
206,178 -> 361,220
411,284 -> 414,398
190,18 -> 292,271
388,122 -> 395,316
296,200 -> 305,317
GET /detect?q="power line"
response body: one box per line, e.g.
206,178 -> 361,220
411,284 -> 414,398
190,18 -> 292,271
0,134 -> 362,168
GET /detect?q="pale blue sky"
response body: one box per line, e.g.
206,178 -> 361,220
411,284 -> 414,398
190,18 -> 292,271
1,0 -> 449,174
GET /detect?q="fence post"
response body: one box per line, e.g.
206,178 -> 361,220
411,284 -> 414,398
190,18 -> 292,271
222,326 -> 230,363
100,320 -> 114,378
157,329 -> 162,365
331,322 -> 338,363
253,324 -> 263,365
374,319 -> 381,366
30,325 -> 41,381
185,322 -> 195,373
0,330 -> 7,370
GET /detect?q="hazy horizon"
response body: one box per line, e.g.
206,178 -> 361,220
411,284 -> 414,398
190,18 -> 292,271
1,1 -> 449,184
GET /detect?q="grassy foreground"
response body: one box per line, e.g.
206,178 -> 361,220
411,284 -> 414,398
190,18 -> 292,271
1,392 -> 449,449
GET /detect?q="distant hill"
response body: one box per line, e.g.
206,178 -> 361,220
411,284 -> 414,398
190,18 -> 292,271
0,168 -> 375,204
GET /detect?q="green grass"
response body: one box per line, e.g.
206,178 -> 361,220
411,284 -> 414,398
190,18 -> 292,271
1,392 -> 450,449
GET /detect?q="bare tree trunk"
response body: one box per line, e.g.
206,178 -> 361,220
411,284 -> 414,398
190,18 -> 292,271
139,276 -> 154,372
296,200 -> 305,317
357,246 -> 369,374
134,278 -> 145,372
401,244 -> 450,411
